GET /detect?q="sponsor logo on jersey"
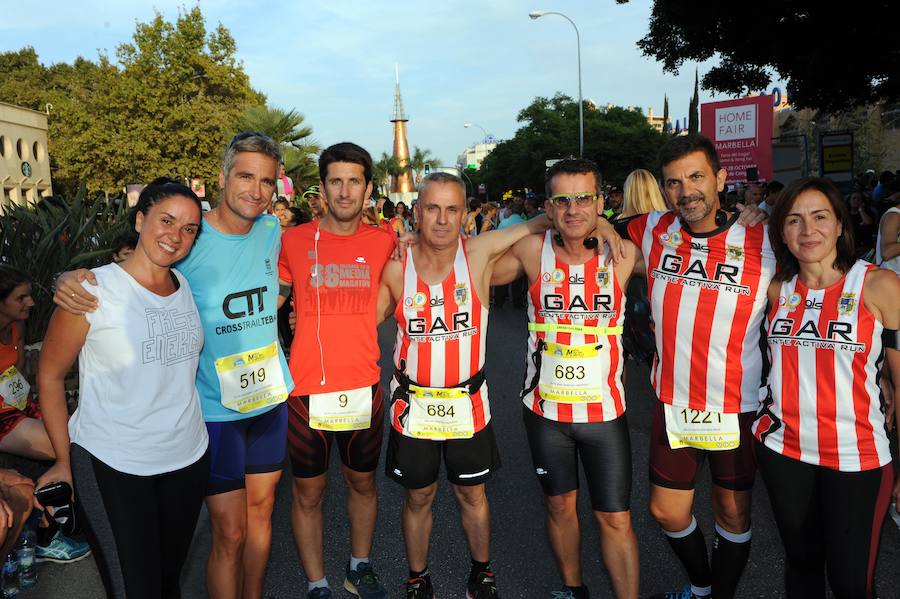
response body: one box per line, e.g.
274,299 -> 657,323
407,312 -> 475,341
838,292 -> 856,315
264,258 -> 274,276
778,292 -> 802,309
223,286 -> 267,319
595,267 -> 610,287
651,254 -> 750,295
404,291 -> 428,310
769,317 -> 864,352
541,268 -> 566,285
569,273 -> 585,284
355,256 -> 366,264
691,241 -> 710,252
454,283 -> 469,305
659,231 -> 682,247
726,245 -> 744,261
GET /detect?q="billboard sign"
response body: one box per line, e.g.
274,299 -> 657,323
700,95 -> 774,185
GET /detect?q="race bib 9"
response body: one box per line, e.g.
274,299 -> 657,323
664,404 -> 740,451
407,385 -> 474,440
215,342 -> 288,413
309,386 -> 373,431
538,342 -> 604,403
0,366 -> 29,411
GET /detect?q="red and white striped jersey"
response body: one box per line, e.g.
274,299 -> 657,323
390,240 -> 490,436
627,211 -> 776,414
522,231 -> 626,423
754,261 -> 890,471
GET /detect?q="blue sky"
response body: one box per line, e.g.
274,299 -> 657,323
0,0 -> 780,166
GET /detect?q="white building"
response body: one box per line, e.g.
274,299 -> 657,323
0,102 -> 52,208
457,142 -> 497,171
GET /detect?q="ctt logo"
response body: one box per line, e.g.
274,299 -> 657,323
223,287 -> 267,319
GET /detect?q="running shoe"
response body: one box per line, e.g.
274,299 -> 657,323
550,587 -> 590,599
406,575 -> 435,599
35,531 -> 91,563
344,561 -> 388,599
308,587 -> 332,599
466,569 -> 498,598
648,586 -> 701,599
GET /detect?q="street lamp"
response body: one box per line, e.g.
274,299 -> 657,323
463,123 -> 489,145
529,10 -> 583,157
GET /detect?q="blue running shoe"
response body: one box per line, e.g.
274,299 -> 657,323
308,587 -> 332,599
35,531 -> 91,564
344,561 -> 388,599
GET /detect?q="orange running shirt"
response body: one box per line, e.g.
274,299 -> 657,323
278,221 -> 396,395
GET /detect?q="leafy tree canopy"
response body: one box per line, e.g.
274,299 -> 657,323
620,0 -> 897,112
0,7 -> 271,196
479,93 -> 667,196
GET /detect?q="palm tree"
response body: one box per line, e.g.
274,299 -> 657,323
238,104 -> 320,191
409,146 -> 438,185
373,153 -> 403,196
239,105 -> 315,149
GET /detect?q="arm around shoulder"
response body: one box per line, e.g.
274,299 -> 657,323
53,269 -> 99,315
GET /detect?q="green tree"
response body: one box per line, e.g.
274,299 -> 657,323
373,153 -> 404,196
238,104 -> 320,188
688,70 -> 699,135
0,7 -> 260,196
620,0 -> 897,112
408,146 -> 438,185
663,94 -> 670,133
478,93 -> 667,196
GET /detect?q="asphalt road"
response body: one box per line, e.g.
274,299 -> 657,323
31,306 -> 900,598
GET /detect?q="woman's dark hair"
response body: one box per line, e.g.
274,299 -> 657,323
286,206 -> 309,226
0,265 -> 31,302
769,177 -> 855,281
129,177 -> 203,234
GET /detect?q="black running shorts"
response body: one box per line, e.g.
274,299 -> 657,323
522,406 -> 632,513
385,421 -> 500,489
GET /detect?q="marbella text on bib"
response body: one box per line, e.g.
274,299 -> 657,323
538,342 -> 604,403
214,342 -> 288,413
309,386 -> 372,431
407,384 -> 474,440
0,366 -> 29,410
664,404 -> 740,450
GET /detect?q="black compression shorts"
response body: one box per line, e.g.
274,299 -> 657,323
522,406 -> 632,513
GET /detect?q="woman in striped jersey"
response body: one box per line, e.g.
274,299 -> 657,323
754,177 -> 900,599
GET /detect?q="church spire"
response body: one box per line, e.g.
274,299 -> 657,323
392,63 -> 407,122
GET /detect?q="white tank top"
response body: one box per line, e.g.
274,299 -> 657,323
69,263 -> 208,475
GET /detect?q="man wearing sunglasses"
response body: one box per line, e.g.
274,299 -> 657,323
491,158 -> 640,599
54,131 -> 293,599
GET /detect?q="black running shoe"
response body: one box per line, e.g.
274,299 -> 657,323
466,570 -> 499,598
406,575 -> 435,599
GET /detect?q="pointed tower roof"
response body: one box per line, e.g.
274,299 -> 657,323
391,63 -> 408,122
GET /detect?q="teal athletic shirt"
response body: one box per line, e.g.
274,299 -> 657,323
176,214 -> 294,422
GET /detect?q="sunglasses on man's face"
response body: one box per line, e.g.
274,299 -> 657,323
548,193 -> 597,207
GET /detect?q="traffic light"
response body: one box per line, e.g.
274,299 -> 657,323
424,164 -> 431,175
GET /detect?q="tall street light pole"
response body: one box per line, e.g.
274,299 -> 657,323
529,10 -> 583,157
463,122 -> 488,144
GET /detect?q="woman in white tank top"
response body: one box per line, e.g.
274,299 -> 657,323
37,178 -> 210,599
